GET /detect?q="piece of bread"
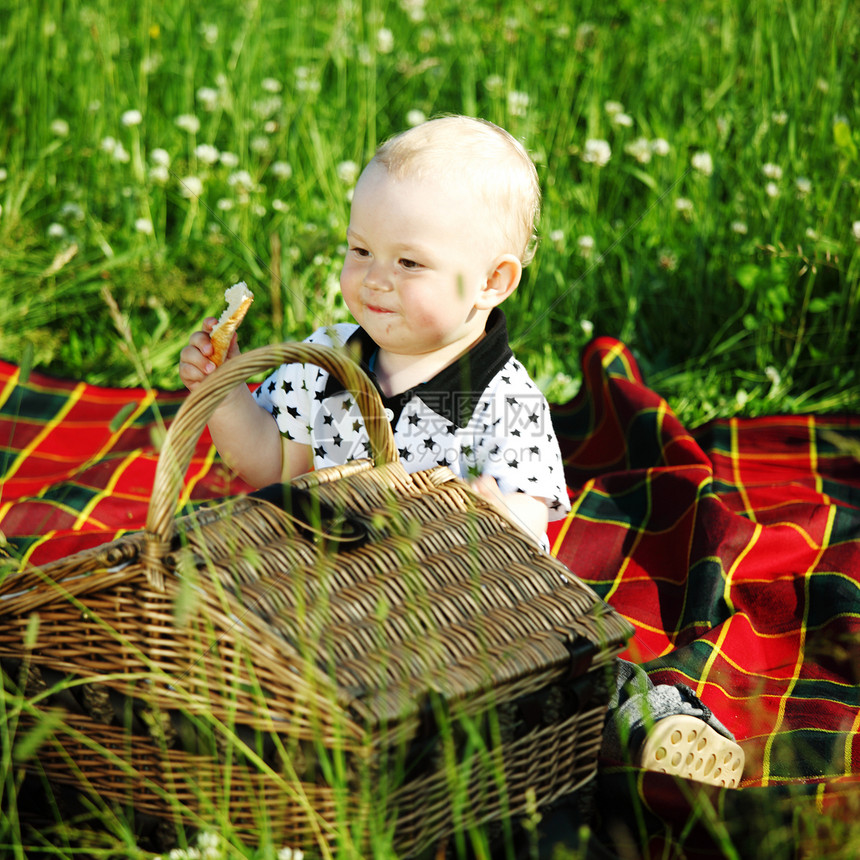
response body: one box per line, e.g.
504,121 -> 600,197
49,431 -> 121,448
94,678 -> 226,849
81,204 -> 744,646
210,281 -> 254,366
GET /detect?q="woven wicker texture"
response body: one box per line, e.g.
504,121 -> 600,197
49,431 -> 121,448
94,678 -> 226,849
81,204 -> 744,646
0,343 -> 631,855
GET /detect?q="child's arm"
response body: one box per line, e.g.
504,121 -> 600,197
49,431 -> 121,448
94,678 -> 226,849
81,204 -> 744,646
179,319 -> 313,487
470,474 -> 549,543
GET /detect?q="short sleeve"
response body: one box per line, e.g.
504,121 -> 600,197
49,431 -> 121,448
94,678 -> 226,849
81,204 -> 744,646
252,324 -> 358,445
462,364 -> 570,522
253,361 -> 316,444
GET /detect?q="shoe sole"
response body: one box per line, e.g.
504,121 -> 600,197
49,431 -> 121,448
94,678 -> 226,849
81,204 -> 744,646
637,714 -> 745,788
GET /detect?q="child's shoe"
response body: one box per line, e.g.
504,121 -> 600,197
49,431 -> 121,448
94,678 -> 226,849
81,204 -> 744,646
637,713 -> 744,788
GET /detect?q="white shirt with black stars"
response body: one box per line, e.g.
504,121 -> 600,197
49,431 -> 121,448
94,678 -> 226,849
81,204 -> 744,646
253,309 -> 571,525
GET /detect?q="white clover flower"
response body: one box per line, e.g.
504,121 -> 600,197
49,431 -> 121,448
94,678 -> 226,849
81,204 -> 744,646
577,235 -> 595,256
735,389 -> 749,409
252,202 -> 266,216
762,162 -> 783,180
406,109 -> 427,127
150,147 -> 171,167
272,198 -> 289,212
507,90 -> 530,117
674,197 -> 694,214
624,137 -> 652,164
121,109 -> 142,127
765,181 -> 780,198
400,0 -> 426,21
149,164 -> 170,184
142,53 -> 162,75
731,220 -> 748,235
604,100 -> 625,117
228,169 -> 255,190
336,160 -> 360,185
252,95 -> 282,119
650,138 -> 670,157
100,136 -> 117,155
264,120 -> 278,134
691,151 -> 713,176
196,86 -> 219,111
199,22 -> 218,45
610,112 -> 633,128
47,222 -> 67,239
250,135 -> 270,154
805,227 -> 819,241
216,197 -> 234,211
575,21 -> 597,49
580,319 -> 594,337
196,831 -> 219,852
271,161 -> 293,180
772,110 -> 789,126
179,175 -> 204,199
549,228 -> 564,244
195,143 -> 220,165
581,139 -> 611,167
852,221 -> 860,242
295,67 -> 321,93
484,74 -> 504,94
795,177 -> 812,197
220,151 -> 239,168
135,217 -> 154,234
112,142 -> 130,163
0,167 -> 8,183
60,202 -> 84,221
658,249 -> 678,271
175,114 -> 201,134
50,118 -> 69,137
277,847 -> 304,860
765,365 -> 781,387
262,77 -> 283,93
816,77 -> 829,93
376,27 -> 394,53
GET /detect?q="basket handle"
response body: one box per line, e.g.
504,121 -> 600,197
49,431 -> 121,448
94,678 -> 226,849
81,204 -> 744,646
143,342 -> 396,584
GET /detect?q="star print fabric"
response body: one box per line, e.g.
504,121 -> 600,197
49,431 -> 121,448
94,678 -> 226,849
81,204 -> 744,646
253,314 -> 570,522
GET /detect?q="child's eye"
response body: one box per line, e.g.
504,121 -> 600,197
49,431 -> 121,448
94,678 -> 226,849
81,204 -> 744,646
350,246 -> 370,257
400,258 -> 421,269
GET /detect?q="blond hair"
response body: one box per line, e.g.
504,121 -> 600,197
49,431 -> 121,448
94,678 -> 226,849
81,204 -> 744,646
370,115 -> 541,265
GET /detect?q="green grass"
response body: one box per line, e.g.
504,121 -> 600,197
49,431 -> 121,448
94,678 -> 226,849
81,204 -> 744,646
1,0 -> 857,422
1,0 -> 860,856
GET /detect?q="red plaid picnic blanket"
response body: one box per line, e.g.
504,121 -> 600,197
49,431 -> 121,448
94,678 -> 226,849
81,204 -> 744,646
2,339 -> 860,855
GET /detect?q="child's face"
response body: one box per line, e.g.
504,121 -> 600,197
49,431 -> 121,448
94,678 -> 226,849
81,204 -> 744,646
340,162 -> 502,358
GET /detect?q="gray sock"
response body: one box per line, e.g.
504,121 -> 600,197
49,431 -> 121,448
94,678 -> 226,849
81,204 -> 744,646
601,659 -> 736,761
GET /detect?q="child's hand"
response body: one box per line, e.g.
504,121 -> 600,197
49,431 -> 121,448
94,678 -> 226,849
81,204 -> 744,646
178,318 -> 240,392
470,473 -> 510,516
470,473 -> 549,544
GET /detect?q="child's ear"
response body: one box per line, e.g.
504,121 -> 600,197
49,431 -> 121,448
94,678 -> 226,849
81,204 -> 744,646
476,254 -> 522,309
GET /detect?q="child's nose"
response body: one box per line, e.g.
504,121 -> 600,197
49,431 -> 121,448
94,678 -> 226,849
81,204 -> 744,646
363,261 -> 392,290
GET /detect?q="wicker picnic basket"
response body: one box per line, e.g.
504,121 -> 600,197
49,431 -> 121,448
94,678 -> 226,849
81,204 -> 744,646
0,343 -> 631,856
